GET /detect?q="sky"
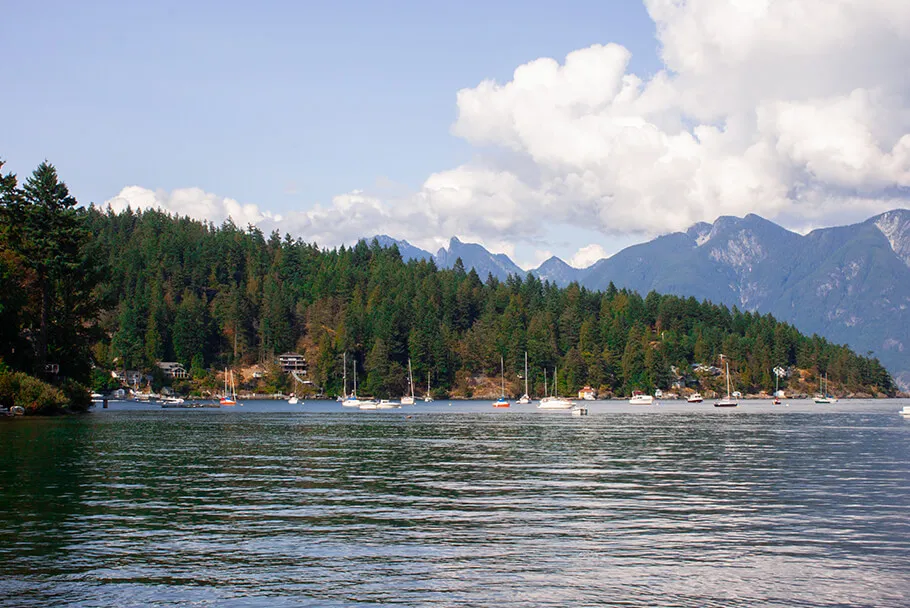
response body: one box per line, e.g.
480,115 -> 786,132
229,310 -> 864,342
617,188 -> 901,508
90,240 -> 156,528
2,0 -> 910,269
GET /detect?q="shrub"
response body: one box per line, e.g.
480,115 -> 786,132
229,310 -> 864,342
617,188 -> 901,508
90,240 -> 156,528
0,371 -> 69,414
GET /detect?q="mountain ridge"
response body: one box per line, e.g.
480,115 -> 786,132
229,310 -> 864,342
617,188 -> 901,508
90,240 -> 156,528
370,208 -> 910,389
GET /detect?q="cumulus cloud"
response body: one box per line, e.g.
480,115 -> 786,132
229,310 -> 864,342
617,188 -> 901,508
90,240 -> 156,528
106,186 -> 281,227
106,0 -> 910,258
569,244 -> 609,269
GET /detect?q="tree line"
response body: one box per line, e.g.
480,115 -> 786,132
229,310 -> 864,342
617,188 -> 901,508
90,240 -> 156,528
0,160 -> 897,403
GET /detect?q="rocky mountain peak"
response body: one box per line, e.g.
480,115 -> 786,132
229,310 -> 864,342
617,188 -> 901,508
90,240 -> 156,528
872,209 -> 910,268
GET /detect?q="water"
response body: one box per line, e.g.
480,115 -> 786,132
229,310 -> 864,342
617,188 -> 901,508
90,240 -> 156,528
2,400 -> 910,606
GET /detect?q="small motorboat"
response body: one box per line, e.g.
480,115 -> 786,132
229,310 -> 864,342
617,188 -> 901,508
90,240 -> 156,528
629,391 -> 654,405
687,393 -> 703,403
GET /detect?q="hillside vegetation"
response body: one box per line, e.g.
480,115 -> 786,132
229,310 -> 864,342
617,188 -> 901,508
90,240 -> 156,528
83,207 -> 895,399
0,160 -> 897,404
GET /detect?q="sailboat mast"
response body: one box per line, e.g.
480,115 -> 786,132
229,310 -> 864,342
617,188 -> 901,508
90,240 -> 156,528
524,352 -> 528,396
544,369 -> 548,397
343,352 -> 347,398
408,359 -> 414,398
555,366 -> 558,398
726,360 -> 731,398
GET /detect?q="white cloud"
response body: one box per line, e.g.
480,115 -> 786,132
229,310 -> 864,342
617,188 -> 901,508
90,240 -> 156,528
106,186 -> 280,227
106,0 -> 910,256
569,244 -> 608,269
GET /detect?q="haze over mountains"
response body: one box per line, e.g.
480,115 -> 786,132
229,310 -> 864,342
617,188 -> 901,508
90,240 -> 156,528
374,209 -> 910,390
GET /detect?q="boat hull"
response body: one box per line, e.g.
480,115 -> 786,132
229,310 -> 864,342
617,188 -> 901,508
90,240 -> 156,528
538,399 -> 574,410
629,396 -> 654,405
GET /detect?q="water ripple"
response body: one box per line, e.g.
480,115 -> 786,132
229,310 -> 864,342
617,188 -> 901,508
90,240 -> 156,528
1,403 -> 910,606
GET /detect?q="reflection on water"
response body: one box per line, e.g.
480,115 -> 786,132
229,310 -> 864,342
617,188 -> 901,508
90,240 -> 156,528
2,403 -> 910,606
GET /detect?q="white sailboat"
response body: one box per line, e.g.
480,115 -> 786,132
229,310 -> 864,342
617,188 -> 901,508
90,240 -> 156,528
343,359 -> 375,407
424,370 -> 434,402
287,371 -> 302,404
814,373 -> 837,404
714,354 -> 738,407
517,352 -> 532,404
401,359 -> 416,405
538,366 -> 573,409
493,356 -> 510,407
220,368 -> 237,406
337,352 -> 348,402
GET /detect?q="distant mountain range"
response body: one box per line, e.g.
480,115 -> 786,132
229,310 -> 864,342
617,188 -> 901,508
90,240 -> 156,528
372,208 -> 910,389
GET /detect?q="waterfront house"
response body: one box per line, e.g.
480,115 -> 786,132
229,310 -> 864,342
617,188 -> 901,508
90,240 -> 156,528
157,361 -> 188,379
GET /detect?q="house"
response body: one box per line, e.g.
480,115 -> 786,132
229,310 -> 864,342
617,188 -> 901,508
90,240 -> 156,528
278,352 -> 306,374
123,370 -> 144,386
577,386 -> 596,400
157,361 -> 188,379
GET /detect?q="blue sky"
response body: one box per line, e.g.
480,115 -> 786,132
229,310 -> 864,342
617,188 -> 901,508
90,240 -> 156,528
2,2 -> 655,205
3,1 -> 908,268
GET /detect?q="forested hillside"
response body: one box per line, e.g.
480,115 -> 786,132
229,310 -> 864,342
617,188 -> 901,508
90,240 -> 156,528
82,206 -> 896,398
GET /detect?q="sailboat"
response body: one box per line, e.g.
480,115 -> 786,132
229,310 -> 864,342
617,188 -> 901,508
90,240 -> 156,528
287,371 -> 303,404
343,359 -> 376,407
538,366 -> 573,409
424,370 -> 434,402
517,352 -> 532,404
714,355 -> 738,407
401,359 -> 416,405
337,352 -> 348,402
220,368 -> 237,406
814,373 -> 837,404
493,356 -> 510,408
772,366 -> 782,405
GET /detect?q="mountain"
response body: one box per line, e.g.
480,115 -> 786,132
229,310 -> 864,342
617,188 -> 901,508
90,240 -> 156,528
531,256 -> 583,286
371,211 -> 910,389
582,210 -> 910,390
371,235 -> 433,262
434,236 -> 525,281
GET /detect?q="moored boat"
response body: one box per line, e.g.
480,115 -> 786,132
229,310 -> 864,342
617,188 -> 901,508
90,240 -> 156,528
813,373 -> 837,403
629,391 -> 654,405
713,355 -> 738,407
492,356 -> 510,408
538,366 -> 573,409
220,369 -> 238,406
517,352 -> 532,404
424,371 -> 434,402
686,393 -> 703,403
401,359 -> 416,405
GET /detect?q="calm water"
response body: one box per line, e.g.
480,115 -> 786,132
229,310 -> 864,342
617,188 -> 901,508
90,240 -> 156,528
2,400 -> 910,607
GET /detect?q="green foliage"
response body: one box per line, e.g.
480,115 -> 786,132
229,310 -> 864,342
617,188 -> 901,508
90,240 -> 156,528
76,206 -> 896,397
91,368 -> 120,392
0,157 -> 896,403
0,371 -> 69,414
0,160 -> 101,397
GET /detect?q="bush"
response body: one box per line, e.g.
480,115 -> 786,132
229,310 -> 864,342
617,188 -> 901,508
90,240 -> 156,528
0,371 -> 69,414
61,379 -> 92,413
